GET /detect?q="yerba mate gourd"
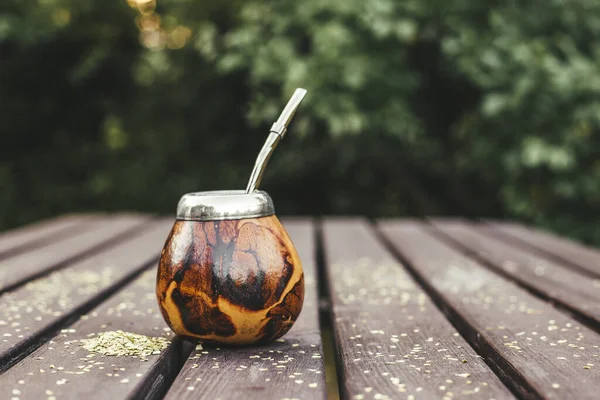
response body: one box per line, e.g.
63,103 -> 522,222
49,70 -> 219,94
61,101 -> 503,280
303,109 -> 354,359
156,89 -> 307,345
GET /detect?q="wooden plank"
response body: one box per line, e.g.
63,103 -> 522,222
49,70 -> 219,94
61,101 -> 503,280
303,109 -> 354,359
0,214 -> 150,294
380,220 -> 600,400
432,220 -> 600,327
0,220 -> 173,372
322,218 -> 513,400
0,241 -> 193,399
163,219 -> 327,400
486,221 -> 600,278
0,214 -> 93,260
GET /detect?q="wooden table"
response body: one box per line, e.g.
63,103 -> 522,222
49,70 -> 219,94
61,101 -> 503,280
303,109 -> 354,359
1,214 -> 599,399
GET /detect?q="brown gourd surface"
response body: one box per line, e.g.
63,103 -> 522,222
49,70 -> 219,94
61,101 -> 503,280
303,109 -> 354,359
157,216 -> 304,345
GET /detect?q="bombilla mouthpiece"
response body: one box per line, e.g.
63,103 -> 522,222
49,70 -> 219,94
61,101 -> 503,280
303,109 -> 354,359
270,88 -> 307,138
245,88 -> 307,194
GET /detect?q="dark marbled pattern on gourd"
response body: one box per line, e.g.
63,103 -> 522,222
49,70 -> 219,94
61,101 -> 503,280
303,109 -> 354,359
156,216 -> 304,345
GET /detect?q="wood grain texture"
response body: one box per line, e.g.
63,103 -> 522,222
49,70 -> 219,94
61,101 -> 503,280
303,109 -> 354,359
0,214 -> 92,260
157,216 -> 304,345
0,267 -> 192,400
379,220 -> 600,400
486,221 -> 600,278
164,219 -> 327,400
323,218 -> 514,400
0,220 -> 173,372
431,220 -> 600,327
0,215 -> 149,294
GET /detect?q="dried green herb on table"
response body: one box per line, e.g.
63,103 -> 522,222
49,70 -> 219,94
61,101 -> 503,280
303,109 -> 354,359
79,330 -> 170,361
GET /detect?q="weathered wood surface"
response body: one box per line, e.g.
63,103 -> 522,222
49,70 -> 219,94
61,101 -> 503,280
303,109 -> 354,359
432,220 -> 600,327
0,215 -> 149,294
0,220 -> 173,372
323,219 -> 513,400
0,214 -> 92,260
2,214 -> 600,400
164,219 -> 327,400
0,230 -> 195,400
486,221 -> 600,278
379,220 -> 600,400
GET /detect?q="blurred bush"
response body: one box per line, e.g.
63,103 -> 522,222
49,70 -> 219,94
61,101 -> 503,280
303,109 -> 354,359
1,0 -> 600,243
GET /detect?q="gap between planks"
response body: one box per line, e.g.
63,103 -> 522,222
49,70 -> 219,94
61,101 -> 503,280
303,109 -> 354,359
482,220 -> 600,280
162,219 -> 328,400
378,220 -> 600,400
429,220 -> 600,333
0,217 -> 329,400
0,220 -> 174,373
0,214 -> 154,295
0,214 -> 97,262
315,220 -> 342,400
0,218 -> 191,400
322,218 -> 514,400
0,270 -> 193,400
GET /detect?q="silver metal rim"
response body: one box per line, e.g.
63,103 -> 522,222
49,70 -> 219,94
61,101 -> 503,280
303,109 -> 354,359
176,190 -> 275,221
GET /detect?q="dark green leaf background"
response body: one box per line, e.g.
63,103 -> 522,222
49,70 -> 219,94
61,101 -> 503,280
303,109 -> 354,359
1,0 -> 599,243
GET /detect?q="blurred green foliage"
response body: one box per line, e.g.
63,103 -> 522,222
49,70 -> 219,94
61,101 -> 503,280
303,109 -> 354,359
1,0 -> 600,243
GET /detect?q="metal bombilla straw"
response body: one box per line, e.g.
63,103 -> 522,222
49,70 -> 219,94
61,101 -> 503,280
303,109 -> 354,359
245,88 -> 308,194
